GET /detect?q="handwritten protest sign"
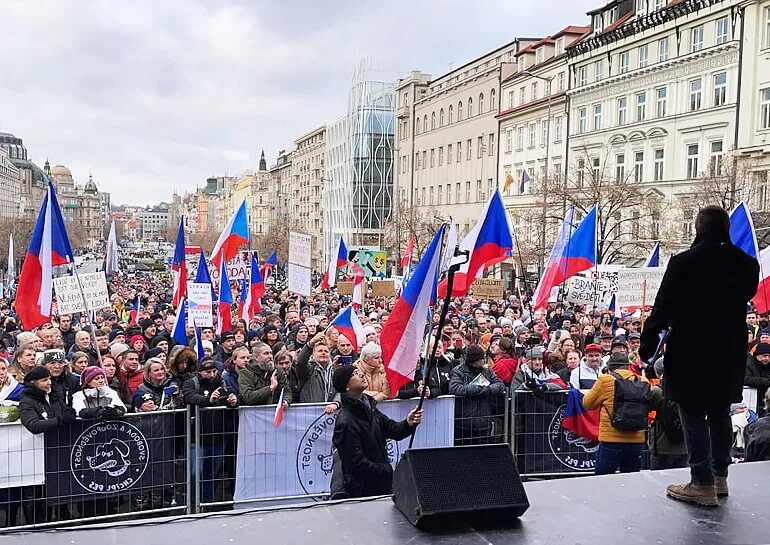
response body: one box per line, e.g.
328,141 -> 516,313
471,279 -> 504,299
288,232 -> 312,296
53,272 -> 109,314
187,282 -> 213,327
617,267 -> 666,308
565,276 -> 612,307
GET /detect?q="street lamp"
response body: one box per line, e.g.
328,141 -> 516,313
522,70 -> 555,280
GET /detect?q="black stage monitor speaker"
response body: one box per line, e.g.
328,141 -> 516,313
392,444 -> 530,529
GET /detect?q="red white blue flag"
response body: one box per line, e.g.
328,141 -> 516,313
562,387 -> 600,441
171,217 -> 187,308
211,200 -> 249,270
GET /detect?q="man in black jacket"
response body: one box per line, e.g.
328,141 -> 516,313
640,206 -> 759,506
745,342 -> 770,417
331,365 -> 422,498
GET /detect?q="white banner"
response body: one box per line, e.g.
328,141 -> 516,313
0,422 -> 45,488
186,255 -> 249,284
234,397 -> 455,505
187,282 -> 213,327
589,265 -> 624,294
53,272 -> 110,314
617,267 -> 666,308
565,276 -> 612,308
288,232 -> 312,296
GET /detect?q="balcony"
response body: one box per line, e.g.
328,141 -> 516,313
397,105 -> 410,119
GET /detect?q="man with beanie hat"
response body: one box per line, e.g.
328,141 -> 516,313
331,365 -> 422,498
449,344 -> 506,445
745,342 -> 770,417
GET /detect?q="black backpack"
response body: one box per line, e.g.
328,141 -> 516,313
608,372 -> 651,431
655,398 -> 684,444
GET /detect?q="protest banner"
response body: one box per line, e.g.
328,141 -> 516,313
371,279 -> 396,297
347,248 -> 387,278
616,267 -> 666,308
53,272 -> 110,314
589,264 -> 624,294
336,281 -> 354,296
565,276 -> 612,308
471,279 -> 504,299
288,232 -> 312,296
187,282 -> 213,327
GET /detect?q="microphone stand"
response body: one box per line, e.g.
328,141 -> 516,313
407,247 -> 469,449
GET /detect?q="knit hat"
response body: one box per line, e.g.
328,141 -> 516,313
198,358 -> 217,372
139,318 -> 154,331
332,365 -> 357,393
150,336 -> 168,348
24,365 -> 51,384
525,346 -> 545,360
80,365 -> 106,387
611,336 -> 629,349
108,329 -> 124,343
5,321 -> 17,333
202,340 -> 214,353
130,335 -> 145,347
653,356 -> 665,377
499,317 -> 513,327
110,343 -> 129,359
43,349 -> 65,365
144,347 -> 164,361
221,332 -> 236,342
755,342 -> 770,356
513,325 -> 529,337
628,332 -> 641,340
584,343 -> 602,354
465,345 -> 486,366
132,391 -> 155,409
608,353 -> 629,369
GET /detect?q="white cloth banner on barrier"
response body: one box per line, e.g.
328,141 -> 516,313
234,396 -> 455,505
0,422 -> 45,488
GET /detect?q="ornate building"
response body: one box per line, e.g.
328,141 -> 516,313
0,132 -> 47,219
47,163 -> 110,249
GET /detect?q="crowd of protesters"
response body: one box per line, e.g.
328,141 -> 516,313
1,267 -> 769,526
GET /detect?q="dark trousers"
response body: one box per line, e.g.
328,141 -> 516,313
594,442 -> 644,475
679,403 -> 732,485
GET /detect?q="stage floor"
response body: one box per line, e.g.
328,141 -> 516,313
5,462 -> 770,545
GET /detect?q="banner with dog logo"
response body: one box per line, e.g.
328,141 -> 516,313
44,412 -> 178,504
233,397 -> 454,506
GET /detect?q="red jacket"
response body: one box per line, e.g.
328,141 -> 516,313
119,368 -> 144,396
492,354 -> 519,386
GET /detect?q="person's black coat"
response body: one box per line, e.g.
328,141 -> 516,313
744,355 -> 770,415
745,416 -> 770,461
51,372 -> 80,407
332,394 -> 412,498
19,386 -> 72,434
640,233 -> 759,408
181,374 -> 237,445
448,361 -> 506,433
397,355 -> 455,399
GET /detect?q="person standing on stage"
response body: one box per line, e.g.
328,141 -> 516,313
640,205 -> 759,506
331,365 -> 422,498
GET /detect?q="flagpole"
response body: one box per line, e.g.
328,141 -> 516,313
408,244 -> 469,449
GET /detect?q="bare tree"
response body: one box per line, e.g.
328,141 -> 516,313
689,153 -> 759,211
383,197 -> 443,270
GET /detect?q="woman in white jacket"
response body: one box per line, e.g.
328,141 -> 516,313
71,366 -> 126,420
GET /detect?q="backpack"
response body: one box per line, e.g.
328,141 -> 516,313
608,372 -> 650,431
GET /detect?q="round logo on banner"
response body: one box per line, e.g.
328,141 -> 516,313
296,412 -> 399,499
547,404 -> 599,472
71,420 -> 149,494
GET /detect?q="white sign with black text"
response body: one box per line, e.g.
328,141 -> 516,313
53,272 -> 110,314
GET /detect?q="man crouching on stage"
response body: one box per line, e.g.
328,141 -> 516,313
332,365 -> 423,498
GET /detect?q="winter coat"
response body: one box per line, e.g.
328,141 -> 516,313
133,374 -> 184,410
745,415 -> 770,462
569,361 -> 602,390
238,361 -> 291,406
396,355 -> 455,399
59,328 -> 76,352
296,344 -> 336,403
19,386 -> 69,434
744,355 -> 770,415
332,393 -> 412,498
449,362 -> 506,433
647,380 -> 687,456
583,368 -> 648,444
51,372 -> 80,407
640,233 -> 759,409
221,366 -> 241,395
511,363 -> 566,391
354,359 -> 390,402
71,386 -> 127,420
492,353 -> 519,386
119,367 -> 144,397
181,373 -> 238,445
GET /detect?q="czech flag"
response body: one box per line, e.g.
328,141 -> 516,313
216,256 -> 233,335
171,217 -> 187,308
237,278 -> 249,322
321,236 -> 348,289
195,249 -> 217,301
381,225 -> 446,397
645,241 -> 660,267
401,234 -> 415,275
438,190 -> 513,297
211,200 -> 249,270
16,183 -> 74,329
194,326 -> 205,360
563,387 -> 600,441
533,205 -> 597,310
274,388 -> 286,428
330,304 -> 366,349
247,253 -> 265,317
730,202 -> 759,259
260,251 -> 277,282
129,296 -> 141,325
171,301 -> 187,346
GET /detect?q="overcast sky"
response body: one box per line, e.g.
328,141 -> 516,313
0,0 -> 596,206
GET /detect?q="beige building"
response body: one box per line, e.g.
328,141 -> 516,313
291,127 -> 326,270
224,151 -> 271,238
395,38 -> 539,236
48,164 -> 109,249
0,132 -> 47,220
269,150 -> 292,223
0,147 -> 22,220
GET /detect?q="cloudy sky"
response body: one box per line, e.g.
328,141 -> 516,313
1,0 -> 596,206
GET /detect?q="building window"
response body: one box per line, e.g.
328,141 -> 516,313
506,129 -> 513,152
690,79 -> 702,111
423,115 -> 428,131
592,157 -> 601,181
577,159 -> 585,186
556,37 -> 564,56
457,141 -> 462,162
593,103 -> 602,130
639,44 -> 649,68
508,90 -> 515,109
618,97 -> 628,125
716,17 -> 729,45
458,101 -> 463,121
762,88 -> 770,129
479,93 -> 485,113
437,185 -> 443,205
765,7 -> 770,49
555,117 -> 563,142
659,37 -> 669,62
636,92 -> 647,121
520,87 -> 526,104
595,60 -> 604,81
691,26 -> 704,52
654,0 -> 665,10
532,82 -> 538,100
542,120 -> 548,147
439,108 -> 445,127
415,118 -> 421,134
634,151 -> 644,183
620,51 -> 629,73
422,151 -> 427,169
476,180 -> 483,201
558,72 -> 565,92
466,181 -> 472,202
489,133 -> 495,156
653,149 -> 664,181
490,89 -> 496,111
449,105 -> 454,123
536,48 -> 544,65
468,98 -> 473,117
421,188 -> 426,205
477,136 -> 484,158
431,112 -> 436,130
529,124 -> 536,147
438,147 -> 444,166
710,140 -> 724,176
446,184 -> 452,204
517,127 -> 524,150
456,183 -> 461,203
447,144 -> 453,163
430,149 -> 435,168
656,87 -> 667,117
578,108 -> 587,133
429,186 -> 434,206
714,72 -> 727,106
636,0 -> 646,14
686,144 -> 699,178
616,154 -> 625,183
578,66 -> 588,86
467,139 -> 472,160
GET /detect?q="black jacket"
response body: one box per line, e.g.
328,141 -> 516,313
59,328 -> 76,352
51,372 -> 80,407
448,362 -> 506,432
332,394 -> 412,498
745,416 -> 770,462
182,373 -> 237,444
744,356 -> 770,415
19,386 -> 69,434
640,233 -> 759,408
397,355 -> 455,399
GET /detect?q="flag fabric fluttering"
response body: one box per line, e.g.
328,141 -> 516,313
503,170 -> 515,194
171,302 -> 187,346
273,388 -> 286,428
562,387 -> 600,441
104,220 -> 119,276
247,253 -> 265,318
321,236 -> 348,289
644,242 -> 660,267
195,249 -> 217,301
194,327 -> 205,360
211,200 -> 249,270
171,217 -> 187,308
129,296 -> 141,325
216,256 -> 233,335
730,201 -> 759,259
6,233 -> 14,299
437,190 -> 513,298
330,304 -> 366,349
381,224 -> 446,397
16,183 -> 75,329
237,278 -> 249,322
532,205 -> 597,310
260,251 -> 278,282
519,170 -> 530,195
401,234 -> 415,275
753,246 -> 770,314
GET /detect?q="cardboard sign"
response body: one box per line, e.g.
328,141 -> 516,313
53,272 -> 110,314
371,279 -> 396,298
617,267 -> 666,308
336,281 -> 354,296
288,232 -> 312,296
565,276 -> 612,308
187,282 -> 213,327
471,279 -> 504,299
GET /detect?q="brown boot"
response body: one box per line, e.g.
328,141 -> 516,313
714,476 -> 728,497
666,482 -> 719,506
